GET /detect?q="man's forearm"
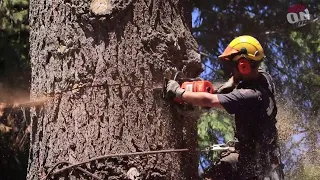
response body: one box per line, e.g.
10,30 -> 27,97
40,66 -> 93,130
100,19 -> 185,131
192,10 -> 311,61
181,91 -> 224,109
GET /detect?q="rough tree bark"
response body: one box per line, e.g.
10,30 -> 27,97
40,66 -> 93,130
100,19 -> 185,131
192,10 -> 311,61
27,0 -> 202,179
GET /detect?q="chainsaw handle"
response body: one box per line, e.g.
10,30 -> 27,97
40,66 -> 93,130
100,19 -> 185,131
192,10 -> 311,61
173,71 -> 185,81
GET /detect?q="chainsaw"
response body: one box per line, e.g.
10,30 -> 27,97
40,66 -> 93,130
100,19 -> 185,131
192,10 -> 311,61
163,71 -> 215,105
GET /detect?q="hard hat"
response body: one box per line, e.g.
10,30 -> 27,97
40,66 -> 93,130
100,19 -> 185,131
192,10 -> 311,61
218,35 -> 265,61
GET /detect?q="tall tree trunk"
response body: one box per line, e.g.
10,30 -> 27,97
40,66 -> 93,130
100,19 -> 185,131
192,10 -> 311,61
27,0 -> 202,179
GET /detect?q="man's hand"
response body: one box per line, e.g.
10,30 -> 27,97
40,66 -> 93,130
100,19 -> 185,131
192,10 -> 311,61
166,80 -> 185,99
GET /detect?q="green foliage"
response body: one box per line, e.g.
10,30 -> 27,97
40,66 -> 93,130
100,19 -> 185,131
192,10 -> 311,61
198,110 -> 234,163
0,0 -> 29,32
0,0 -> 30,89
287,23 -> 320,116
198,111 -> 234,148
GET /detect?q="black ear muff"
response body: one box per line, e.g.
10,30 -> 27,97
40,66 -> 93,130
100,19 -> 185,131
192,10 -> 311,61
238,58 -> 251,75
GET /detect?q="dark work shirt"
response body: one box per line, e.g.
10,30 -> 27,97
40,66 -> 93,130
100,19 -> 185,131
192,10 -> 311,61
217,88 -> 263,115
217,72 -> 279,178
216,73 -> 277,143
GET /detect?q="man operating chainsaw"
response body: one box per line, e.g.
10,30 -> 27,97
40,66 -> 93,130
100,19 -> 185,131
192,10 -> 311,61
166,35 -> 284,180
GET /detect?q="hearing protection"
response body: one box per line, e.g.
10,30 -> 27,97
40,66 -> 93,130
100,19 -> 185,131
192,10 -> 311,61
228,48 -> 254,75
225,48 -> 261,75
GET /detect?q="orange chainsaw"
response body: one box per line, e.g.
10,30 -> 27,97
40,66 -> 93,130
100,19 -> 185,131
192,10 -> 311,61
163,71 -> 215,104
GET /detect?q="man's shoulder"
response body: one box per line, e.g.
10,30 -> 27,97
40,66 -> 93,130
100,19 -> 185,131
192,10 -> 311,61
258,70 -> 276,94
237,88 -> 260,95
234,87 -> 263,100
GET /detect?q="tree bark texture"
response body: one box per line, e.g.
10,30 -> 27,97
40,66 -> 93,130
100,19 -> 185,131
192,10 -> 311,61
27,0 -> 202,179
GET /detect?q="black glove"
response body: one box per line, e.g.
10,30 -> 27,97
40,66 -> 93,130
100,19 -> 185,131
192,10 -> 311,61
216,77 -> 235,94
166,80 -> 185,99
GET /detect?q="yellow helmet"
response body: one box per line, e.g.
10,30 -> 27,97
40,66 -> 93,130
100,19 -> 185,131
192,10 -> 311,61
219,35 -> 265,62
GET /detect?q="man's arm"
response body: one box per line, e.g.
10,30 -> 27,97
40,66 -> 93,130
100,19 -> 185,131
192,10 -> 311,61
182,89 -> 262,114
166,80 -> 261,114
181,91 -> 224,109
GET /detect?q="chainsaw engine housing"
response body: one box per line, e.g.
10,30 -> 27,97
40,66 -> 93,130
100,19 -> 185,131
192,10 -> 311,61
174,80 -> 214,104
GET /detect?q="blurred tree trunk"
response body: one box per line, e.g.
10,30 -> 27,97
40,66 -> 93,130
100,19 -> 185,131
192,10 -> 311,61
27,0 -> 202,179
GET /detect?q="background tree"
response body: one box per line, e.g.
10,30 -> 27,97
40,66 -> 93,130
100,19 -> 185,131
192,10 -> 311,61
27,0 -> 202,179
